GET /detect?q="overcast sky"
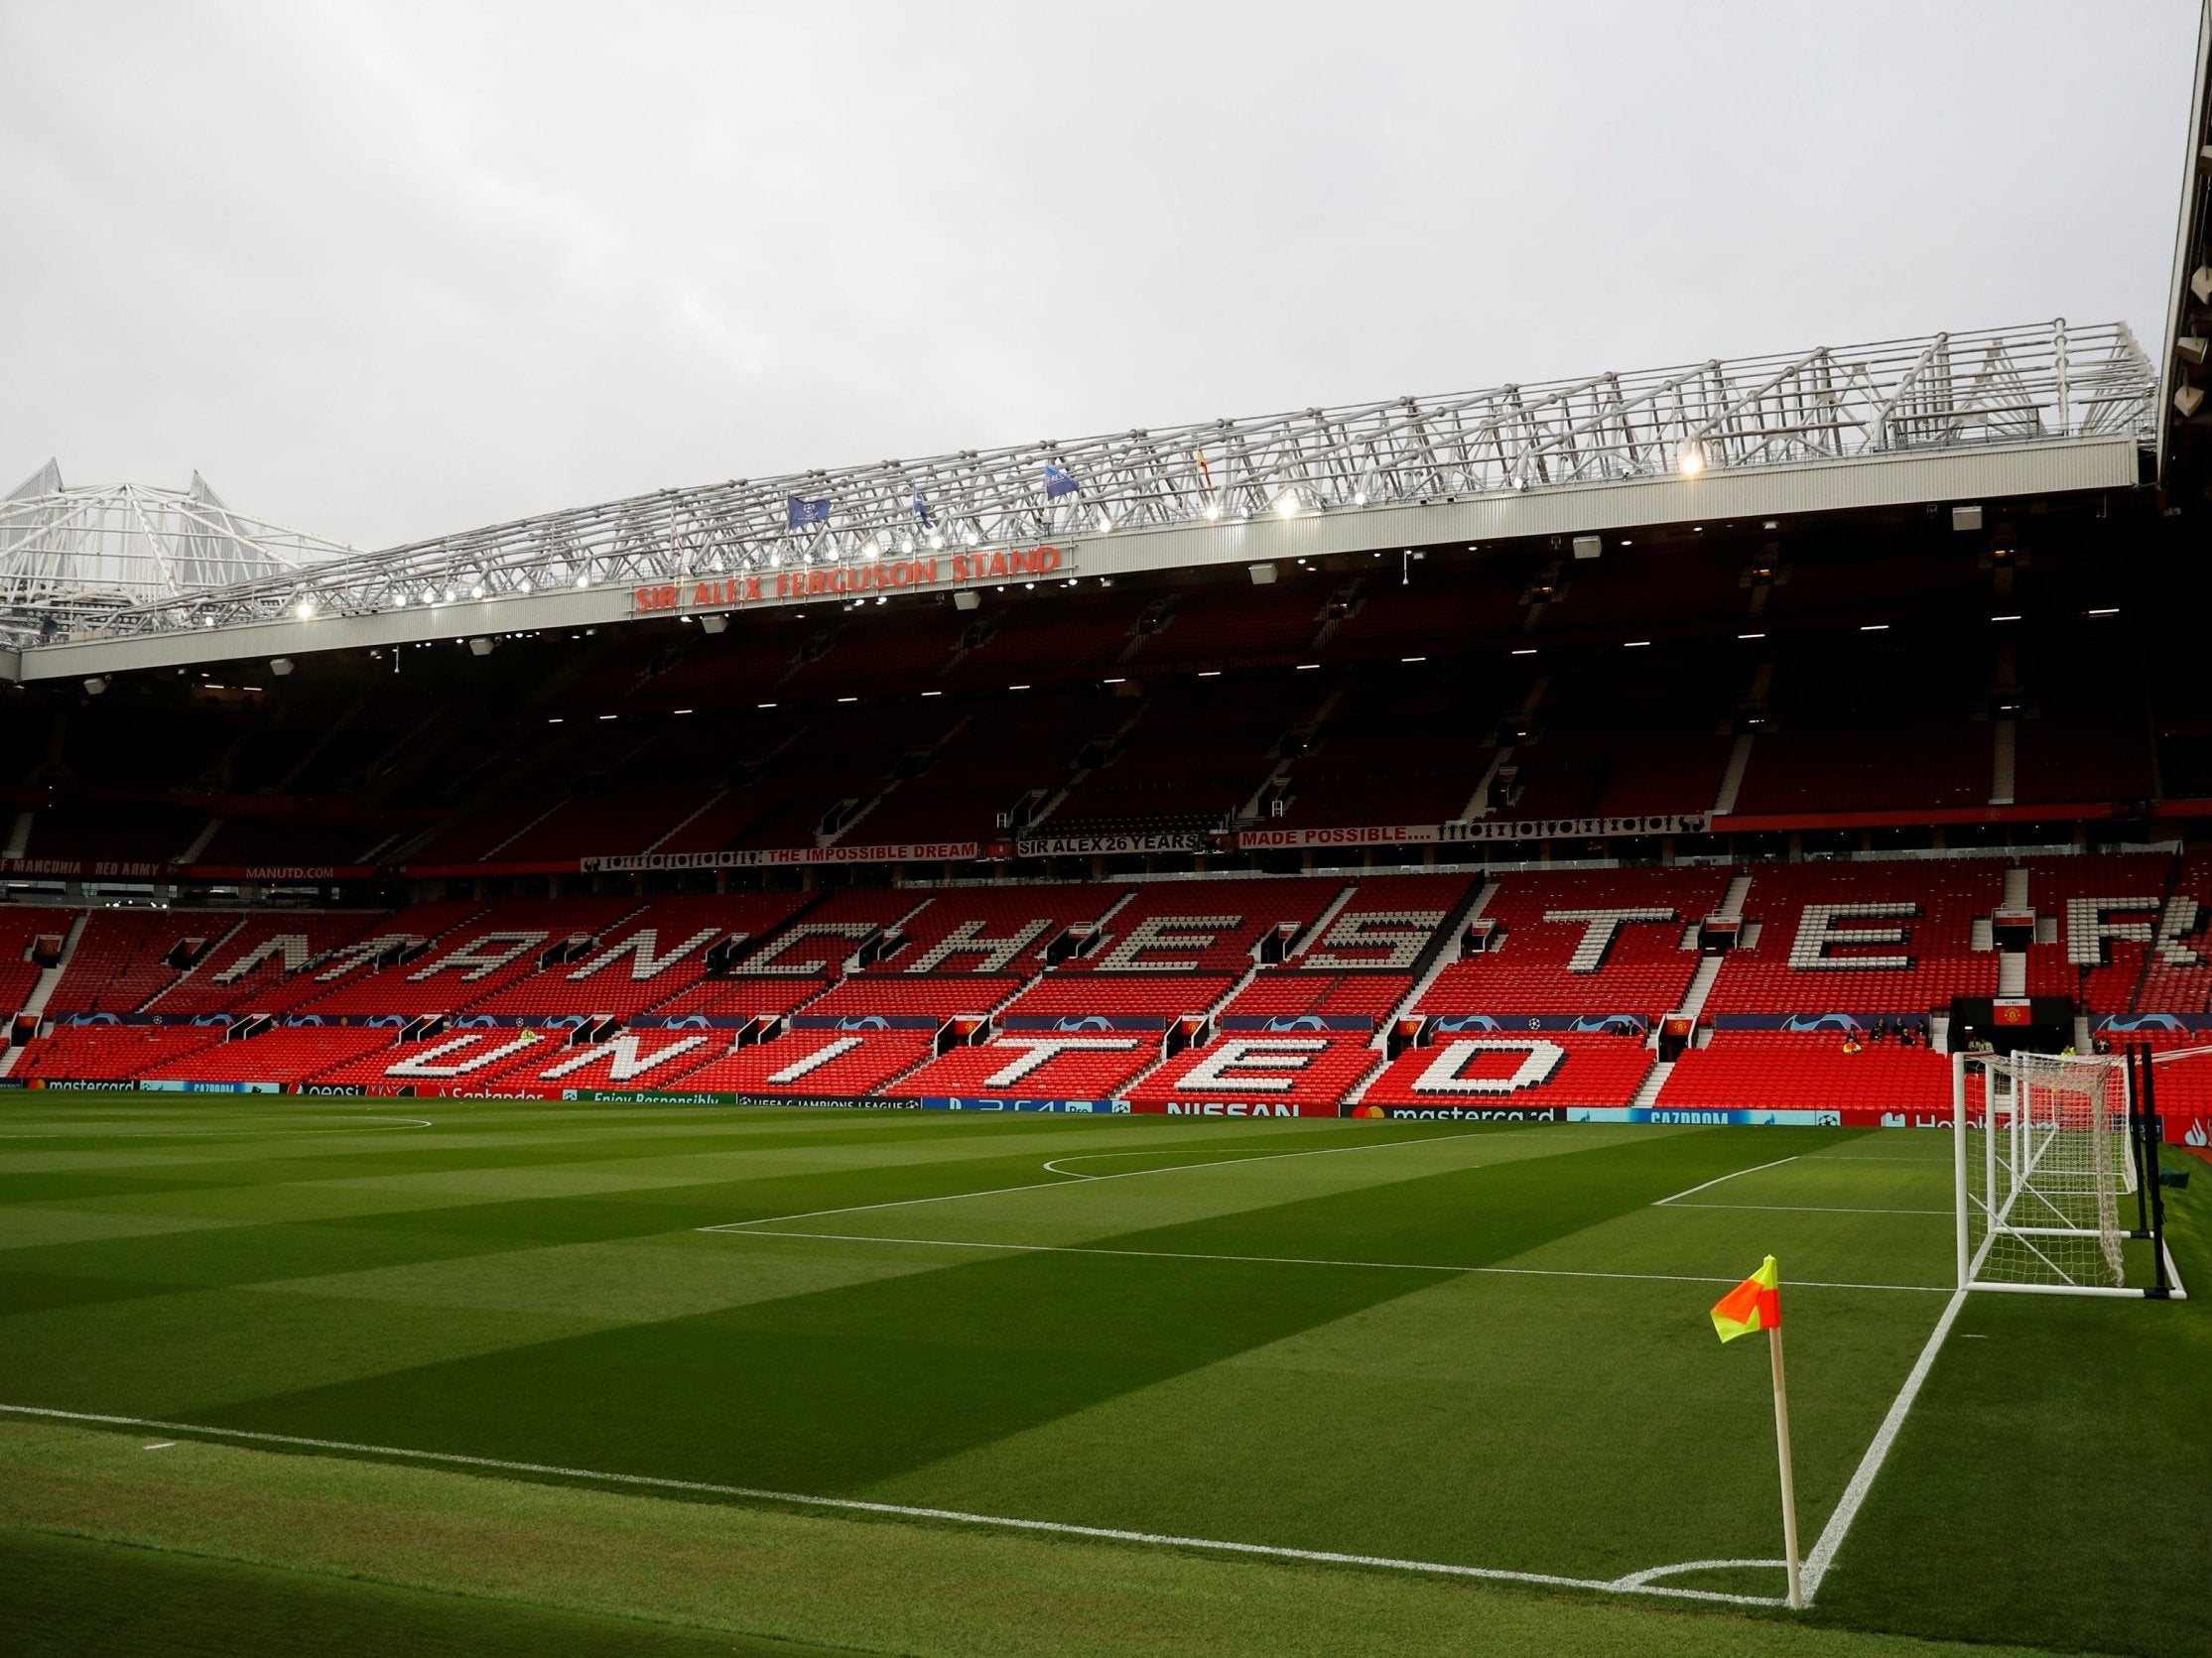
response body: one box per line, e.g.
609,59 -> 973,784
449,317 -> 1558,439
1,1 -> 2200,551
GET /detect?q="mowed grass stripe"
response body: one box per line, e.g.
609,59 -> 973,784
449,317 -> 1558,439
0,1111 -> 1508,1419
170,1127 -> 1786,1499
0,1126 -> 1243,1294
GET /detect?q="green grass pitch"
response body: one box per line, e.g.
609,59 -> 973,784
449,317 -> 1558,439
0,1098 -> 2202,1657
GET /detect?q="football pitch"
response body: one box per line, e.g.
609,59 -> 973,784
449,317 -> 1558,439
0,1099 -> 2202,1657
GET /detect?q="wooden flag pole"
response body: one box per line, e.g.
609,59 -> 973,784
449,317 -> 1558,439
1766,1322 -> 1804,1609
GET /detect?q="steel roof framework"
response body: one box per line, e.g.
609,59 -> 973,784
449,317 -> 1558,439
0,463 -> 353,639
2,319 -> 2156,652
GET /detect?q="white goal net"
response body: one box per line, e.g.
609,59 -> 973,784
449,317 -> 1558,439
1954,1050 -> 2136,1296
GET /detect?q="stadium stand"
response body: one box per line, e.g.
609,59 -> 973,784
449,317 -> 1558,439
0,496 -> 2201,1131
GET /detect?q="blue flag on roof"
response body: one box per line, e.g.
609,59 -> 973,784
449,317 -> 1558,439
1043,465 -> 1080,500
786,494 -> 831,530
911,490 -> 934,527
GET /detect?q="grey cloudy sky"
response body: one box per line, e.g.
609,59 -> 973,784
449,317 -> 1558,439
1,1 -> 2200,552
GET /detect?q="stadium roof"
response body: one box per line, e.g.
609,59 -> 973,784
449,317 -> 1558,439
1,319 -> 2156,681
2157,1 -> 2212,492
0,461 -> 353,638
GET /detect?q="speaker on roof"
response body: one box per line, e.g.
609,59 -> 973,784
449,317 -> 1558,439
1248,563 -> 1277,585
1572,535 -> 1602,560
1951,505 -> 1983,532
954,590 -> 980,611
701,614 -> 728,634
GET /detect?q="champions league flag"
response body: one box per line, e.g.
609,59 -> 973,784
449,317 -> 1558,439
1043,465 -> 1080,500
1711,1255 -> 1803,1609
786,494 -> 832,530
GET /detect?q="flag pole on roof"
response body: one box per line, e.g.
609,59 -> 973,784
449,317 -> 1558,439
1711,1255 -> 1802,1609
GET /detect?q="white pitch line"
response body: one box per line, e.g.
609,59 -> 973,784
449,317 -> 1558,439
726,1227 -> 1952,1294
0,1116 -> 436,1138
1800,1286 -> 1968,1601
0,1402 -> 1780,1608
1651,1156 -> 1799,1207
700,1128 -> 1504,1232
1659,1203 -> 1952,1217
1040,1155 -> 1107,1180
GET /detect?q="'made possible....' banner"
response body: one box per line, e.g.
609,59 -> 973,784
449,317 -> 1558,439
1236,815 -> 1708,850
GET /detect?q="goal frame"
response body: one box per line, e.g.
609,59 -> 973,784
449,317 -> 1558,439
1951,1046 -> 2185,1300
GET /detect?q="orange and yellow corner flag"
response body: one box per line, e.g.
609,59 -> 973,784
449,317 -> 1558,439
1711,1255 -> 1782,1342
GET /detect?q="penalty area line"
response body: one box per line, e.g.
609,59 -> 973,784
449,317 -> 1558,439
0,1402 -> 1781,1608
699,1127 -> 1506,1232
1651,1156 -> 1799,1208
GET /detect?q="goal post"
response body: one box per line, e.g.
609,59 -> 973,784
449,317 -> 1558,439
1953,1047 -> 2154,1298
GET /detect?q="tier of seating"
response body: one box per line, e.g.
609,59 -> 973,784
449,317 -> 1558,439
671,1032 -> 937,1097
10,855 -> 2212,1107
886,1034 -> 1163,1102
1358,1031 -> 1655,1109
1699,863 -> 1994,1014
1656,1034 -> 1954,1113
6,616 -> 2198,876
141,1025 -> 396,1083
14,1023 -> 229,1081
1126,1033 -> 1382,1113
1419,867 -> 1732,1017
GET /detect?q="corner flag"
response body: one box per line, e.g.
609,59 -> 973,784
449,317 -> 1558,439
1709,1254 -> 1802,1609
1711,1254 -> 1781,1341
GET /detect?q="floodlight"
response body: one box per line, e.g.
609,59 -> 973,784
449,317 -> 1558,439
517,578 -> 532,593
2176,383 -> 2206,419
2192,265 -> 2212,306
2175,336 -> 2207,366
1097,512 -> 1113,533
294,598 -> 316,619
1274,490 -> 1299,518
1676,444 -> 1705,476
